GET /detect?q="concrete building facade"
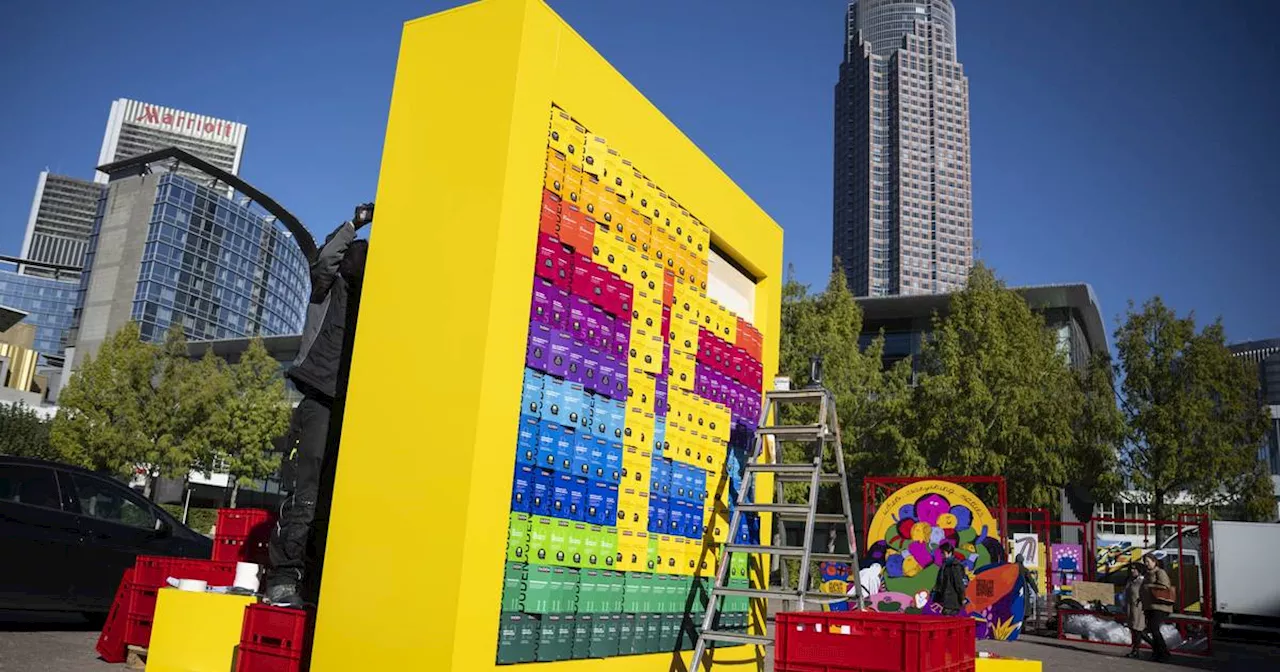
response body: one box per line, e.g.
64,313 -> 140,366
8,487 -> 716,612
19,172 -> 104,279
69,159 -> 308,367
95,99 -> 246,184
834,0 -> 973,297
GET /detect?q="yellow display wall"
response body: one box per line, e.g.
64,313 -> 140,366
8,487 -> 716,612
311,0 -> 783,669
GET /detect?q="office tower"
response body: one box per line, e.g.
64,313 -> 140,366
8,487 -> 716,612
95,98 -> 247,184
833,0 -> 973,297
70,156 -> 307,367
19,171 -> 104,279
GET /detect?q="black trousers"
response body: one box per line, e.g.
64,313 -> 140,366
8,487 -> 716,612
1144,609 -> 1170,660
266,395 -> 332,589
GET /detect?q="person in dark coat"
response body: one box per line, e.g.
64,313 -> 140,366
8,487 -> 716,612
931,543 -> 969,616
264,204 -> 372,608
1141,552 -> 1174,662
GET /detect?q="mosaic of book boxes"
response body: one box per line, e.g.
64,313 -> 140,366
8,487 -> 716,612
497,106 -> 767,664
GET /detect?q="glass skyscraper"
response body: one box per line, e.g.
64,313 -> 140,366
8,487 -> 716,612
72,167 -> 308,363
833,0 -> 973,297
0,268 -> 79,356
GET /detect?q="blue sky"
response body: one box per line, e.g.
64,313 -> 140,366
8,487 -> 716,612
1,0 -> 1276,342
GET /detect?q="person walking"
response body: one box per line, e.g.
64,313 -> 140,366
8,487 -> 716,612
1123,562 -> 1147,658
264,204 -> 373,608
1141,552 -> 1175,662
931,544 -> 969,616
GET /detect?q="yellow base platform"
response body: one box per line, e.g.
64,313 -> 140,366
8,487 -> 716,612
977,657 -> 1043,672
145,589 -> 256,672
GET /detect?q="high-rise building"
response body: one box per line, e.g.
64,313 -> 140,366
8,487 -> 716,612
833,0 -> 973,297
95,98 -> 247,185
69,155 -> 308,367
0,267 -> 80,357
19,171 -> 104,279
1230,338 -> 1280,508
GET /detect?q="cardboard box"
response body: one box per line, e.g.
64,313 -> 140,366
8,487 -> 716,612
529,516 -> 555,565
546,328 -> 573,379
535,233 -> 571,289
599,527 -> 618,570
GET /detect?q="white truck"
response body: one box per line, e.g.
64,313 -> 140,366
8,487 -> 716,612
1157,520 -> 1280,634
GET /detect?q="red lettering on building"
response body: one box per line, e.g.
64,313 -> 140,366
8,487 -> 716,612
132,105 -> 235,139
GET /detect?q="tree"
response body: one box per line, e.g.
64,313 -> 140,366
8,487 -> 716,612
0,402 -> 53,459
51,322 -> 157,480
51,323 -> 226,498
1068,352 -> 1125,503
908,263 -> 1086,509
209,337 -> 290,507
1114,298 -> 1272,528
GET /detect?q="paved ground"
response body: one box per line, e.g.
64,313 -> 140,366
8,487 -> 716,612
3,611 -> 1278,671
0,612 -> 111,672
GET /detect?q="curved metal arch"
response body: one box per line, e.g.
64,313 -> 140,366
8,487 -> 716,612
97,146 -> 318,261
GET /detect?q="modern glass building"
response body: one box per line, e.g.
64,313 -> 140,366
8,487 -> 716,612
856,283 -> 1108,381
0,267 -> 80,356
70,161 -> 308,365
834,0 -> 973,297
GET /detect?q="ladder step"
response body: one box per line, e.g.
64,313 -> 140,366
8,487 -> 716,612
698,630 -> 773,646
774,473 -> 843,484
756,424 -> 828,439
764,389 -> 828,402
744,463 -> 817,474
723,545 -> 857,564
713,586 -> 798,599
737,503 -> 810,515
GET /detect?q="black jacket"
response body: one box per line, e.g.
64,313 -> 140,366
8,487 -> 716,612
932,557 -> 969,612
287,222 -> 359,400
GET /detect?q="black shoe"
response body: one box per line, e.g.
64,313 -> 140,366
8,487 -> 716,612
1124,651 -> 1140,658
264,582 -> 306,609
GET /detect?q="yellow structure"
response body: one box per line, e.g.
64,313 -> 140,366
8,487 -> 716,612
0,318 -> 38,393
311,0 -> 783,670
976,657 -> 1043,672
144,589 -> 256,672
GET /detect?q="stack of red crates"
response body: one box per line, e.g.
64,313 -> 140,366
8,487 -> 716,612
234,603 -> 311,672
95,568 -> 135,663
774,611 -> 976,672
213,507 -> 276,563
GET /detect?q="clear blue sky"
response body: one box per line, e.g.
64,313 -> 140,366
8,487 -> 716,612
1,0 -> 1277,342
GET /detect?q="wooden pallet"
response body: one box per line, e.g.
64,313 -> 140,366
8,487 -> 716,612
126,645 -> 148,670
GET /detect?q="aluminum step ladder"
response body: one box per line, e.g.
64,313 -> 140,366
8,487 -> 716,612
690,386 -> 866,672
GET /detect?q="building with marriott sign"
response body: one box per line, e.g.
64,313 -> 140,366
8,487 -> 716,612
94,98 -> 247,184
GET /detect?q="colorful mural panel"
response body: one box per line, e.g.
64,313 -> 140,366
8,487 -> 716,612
1050,543 -> 1084,592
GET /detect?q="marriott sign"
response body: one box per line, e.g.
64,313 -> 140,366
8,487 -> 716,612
133,105 -> 235,139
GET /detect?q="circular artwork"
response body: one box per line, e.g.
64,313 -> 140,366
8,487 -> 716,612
866,480 -> 1003,596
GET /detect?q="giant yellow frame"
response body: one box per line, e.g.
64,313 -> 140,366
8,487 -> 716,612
311,0 -> 784,669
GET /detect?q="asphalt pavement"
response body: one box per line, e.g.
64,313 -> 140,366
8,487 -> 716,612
0,611 -> 112,672
4,610 -> 1279,671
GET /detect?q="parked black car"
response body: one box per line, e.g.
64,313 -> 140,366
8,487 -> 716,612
0,455 -> 213,615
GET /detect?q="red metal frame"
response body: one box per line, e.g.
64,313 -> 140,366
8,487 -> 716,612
862,476 -> 1008,551
1006,507 -> 1094,583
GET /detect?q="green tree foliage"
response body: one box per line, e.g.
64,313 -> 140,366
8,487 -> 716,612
1114,298 -> 1272,524
51,323 -> 229,498
209,337 -> 290,508
908,264 -> 1099,509
51,322 -> 157,480
1069,352 -> 1126,502
0,402 -> 53,459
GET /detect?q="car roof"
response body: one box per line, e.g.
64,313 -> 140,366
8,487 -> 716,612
0,455 -> 132,482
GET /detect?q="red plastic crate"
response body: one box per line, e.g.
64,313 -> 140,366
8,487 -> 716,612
240,603 -> 310,654
133,555 -> 237,589
123,614 -> 154,648
125,583 -> 157,617
95,568 -> 133,663
212,534 -> 270,563
775,611 -> 975,672
216,508 -> 275,538
234,642 -> 303,672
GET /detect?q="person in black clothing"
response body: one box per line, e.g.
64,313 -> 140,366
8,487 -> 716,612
264,204 -> 372,608
931,543 -> 969,616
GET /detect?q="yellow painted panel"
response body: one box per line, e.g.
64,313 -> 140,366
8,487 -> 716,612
311,0 -> 782,670
145,590 -> 256,672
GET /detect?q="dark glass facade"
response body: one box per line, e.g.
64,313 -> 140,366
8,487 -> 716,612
129,175 -> 308,342
0,269 -> 79,356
